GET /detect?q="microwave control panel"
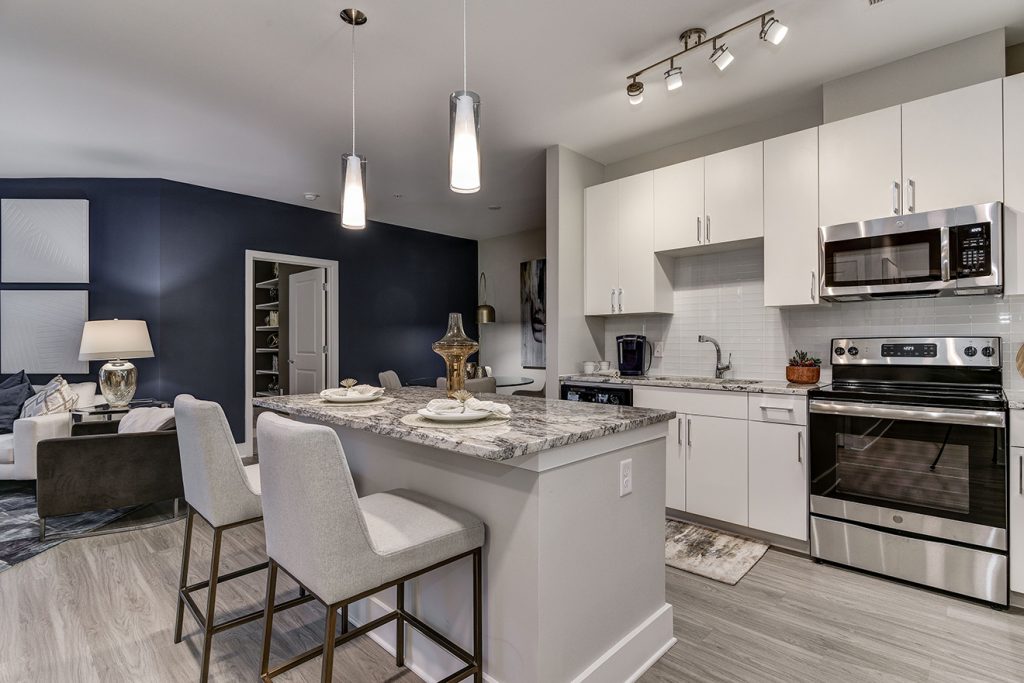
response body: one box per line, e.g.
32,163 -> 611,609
954,223 -> 992,278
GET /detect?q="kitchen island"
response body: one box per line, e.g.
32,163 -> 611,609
253,387 -> 675,683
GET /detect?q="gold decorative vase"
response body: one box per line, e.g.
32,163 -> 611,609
432,312 -> 479,397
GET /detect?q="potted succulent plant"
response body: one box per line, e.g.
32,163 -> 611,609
787,350 -> 821,384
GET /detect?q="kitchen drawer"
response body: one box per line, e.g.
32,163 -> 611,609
633,386 -> 746,420
1011,410 -> 1024,447
747,393 -> 807,426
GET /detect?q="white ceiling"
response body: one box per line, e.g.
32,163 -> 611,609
0,0 -> 1022,240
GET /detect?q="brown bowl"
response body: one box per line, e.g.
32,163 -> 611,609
786,365 -> 820,385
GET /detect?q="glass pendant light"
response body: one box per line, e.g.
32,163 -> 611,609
449,0 -> 481,194
341,9 -> 367,229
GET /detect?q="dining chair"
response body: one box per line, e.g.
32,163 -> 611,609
378,370 -> 402,390
256,412 -> 485,682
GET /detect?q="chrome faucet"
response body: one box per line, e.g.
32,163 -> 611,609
698,335 -> 732,379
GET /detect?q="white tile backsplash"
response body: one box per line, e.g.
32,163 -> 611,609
604,244 -> 1024,390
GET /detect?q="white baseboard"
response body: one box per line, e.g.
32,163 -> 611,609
571,602 -> 676,683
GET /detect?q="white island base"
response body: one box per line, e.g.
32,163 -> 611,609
292,417 -> 675,683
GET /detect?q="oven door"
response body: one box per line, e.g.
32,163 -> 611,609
808,400 -> 1007,550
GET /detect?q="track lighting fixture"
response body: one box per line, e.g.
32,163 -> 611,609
664,61 -> 683,91
627,79 -> 644,105
760,16 -> 788,45
625,9 -> 788,105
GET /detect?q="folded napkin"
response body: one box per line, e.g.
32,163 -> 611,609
425,398 -> 512,417
322,385 -> 383,399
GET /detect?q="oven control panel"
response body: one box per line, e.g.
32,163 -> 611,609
831,337 -> 1000,367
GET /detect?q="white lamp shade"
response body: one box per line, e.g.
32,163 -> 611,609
449,91 -> 481,194
79,319 -> 154,361
341,153 -> 367,230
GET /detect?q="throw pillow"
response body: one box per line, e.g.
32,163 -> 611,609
20,376 -> 80,419
0,370 -> 29,391
0,373 -> 33,434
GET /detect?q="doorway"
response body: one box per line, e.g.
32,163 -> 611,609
244,250 -> 339,455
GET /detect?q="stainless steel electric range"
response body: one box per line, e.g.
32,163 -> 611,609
808,336 -> 1009,606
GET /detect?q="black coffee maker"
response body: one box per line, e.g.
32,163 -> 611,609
617,335 -> 653,376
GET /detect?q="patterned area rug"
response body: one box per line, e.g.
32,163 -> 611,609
665,519 -> 769,585
0,481 -> 133,573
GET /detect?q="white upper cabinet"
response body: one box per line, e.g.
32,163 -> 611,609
819,105 -> 903,226
901,79 -> 1003,213
583,172 -> 672,316
764,128 -> 820,307
653,157 -> 705,252
704,142 -> 764,244
1004,74 -> 1024,296
583,181 -> 619,316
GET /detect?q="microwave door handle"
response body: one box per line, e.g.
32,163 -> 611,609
940,226 -> 951,282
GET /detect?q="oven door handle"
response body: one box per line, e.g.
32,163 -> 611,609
808,399 -> 1005,428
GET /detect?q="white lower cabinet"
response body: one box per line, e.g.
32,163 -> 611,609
665,416 -> 685,511
748,421 -> 808,541
1011,447 -> 1023,594
685,415 -> 748,526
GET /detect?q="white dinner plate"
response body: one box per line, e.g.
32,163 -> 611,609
320,390 -> 384,404
416,408 -> 492,423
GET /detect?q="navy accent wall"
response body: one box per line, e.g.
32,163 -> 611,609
0,179 -> 478,441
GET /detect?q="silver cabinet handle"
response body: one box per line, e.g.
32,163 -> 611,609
677,417 -> 683,446
617,288 -> 623,313
797,430 -> 803,463
705,215 -> 711,243
810,270 -> 816,302
686,418 -> 692,449
610,288 -> 616,313
696,216 -> 702,244
1019,454 -> 1022,495
907,178 -> 915,214
892,181 -> 901,215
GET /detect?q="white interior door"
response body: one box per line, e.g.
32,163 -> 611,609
288,268 -> 326,394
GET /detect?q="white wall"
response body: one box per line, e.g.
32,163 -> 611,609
478,228 -> 547,394
822,29 -> 1006,123
546,145 -> 606,397
604,244 -> 1024,391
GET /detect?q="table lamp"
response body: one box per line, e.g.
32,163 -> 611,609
78,319 -> 154,407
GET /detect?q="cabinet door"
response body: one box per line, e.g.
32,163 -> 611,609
666,416 -> 686,511
616,171 -> 656,314
819,105 -> 902,226
764,128 -> 820,307
685,415 -> 748,526
1011,447 -> 1024,593
584,181 -> 619,316
704,142 -> 764,244
654,158 -> 704,251
748,421 -> 808,540
902,79 -> 1003,213
1006,75 -> 1024,296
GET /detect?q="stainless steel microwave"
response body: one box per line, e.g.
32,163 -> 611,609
818,202 -> 1002,302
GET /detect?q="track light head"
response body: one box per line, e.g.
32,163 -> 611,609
664,65 -> 683,91
760,17 -> 788,45
710,44 -> 734,71
627,79 -> 644,105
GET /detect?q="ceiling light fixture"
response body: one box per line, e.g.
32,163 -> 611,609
759,16 -> 788,45
627,78 -> 644,105
625,9 -> 787,104
340,8 -> 368,230
449,0 -> 481,194
664,59 -> 683,91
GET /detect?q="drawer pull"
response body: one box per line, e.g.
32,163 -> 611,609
760,405 -> 795,414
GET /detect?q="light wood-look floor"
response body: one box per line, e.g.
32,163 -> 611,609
2,517 -> 1023,682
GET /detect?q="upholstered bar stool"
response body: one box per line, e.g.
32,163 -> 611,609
173,395 -> 310,682
256,412 -> 485,682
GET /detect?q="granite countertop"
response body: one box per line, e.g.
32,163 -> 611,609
253,387 -> 674,462
560,373 -> 820,395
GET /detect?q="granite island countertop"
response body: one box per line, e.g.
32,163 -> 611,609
560,373 -> 821,395
253,387 -> 674,462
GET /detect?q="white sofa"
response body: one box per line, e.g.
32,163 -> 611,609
0,382 -> 103,481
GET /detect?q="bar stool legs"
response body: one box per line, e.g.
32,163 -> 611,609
174,507 -> 197,644
396,581 -> 405,668
473,547 -> 483,683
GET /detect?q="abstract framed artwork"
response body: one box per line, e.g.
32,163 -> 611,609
1,199 -> 90,283
520,258 -> 546,369
0,290 -> 89,374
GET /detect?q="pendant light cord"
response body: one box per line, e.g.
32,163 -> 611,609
462,0 -> 467,93
351,20 -> 356,154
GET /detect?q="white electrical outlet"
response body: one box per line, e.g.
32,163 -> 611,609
653,342 -> 665,358
619,458 -> 633,497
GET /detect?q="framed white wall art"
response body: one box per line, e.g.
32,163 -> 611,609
1,199 -> 90,283
0,290 -> 89,374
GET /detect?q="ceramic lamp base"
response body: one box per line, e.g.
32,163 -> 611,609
99,360 -> 138,408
